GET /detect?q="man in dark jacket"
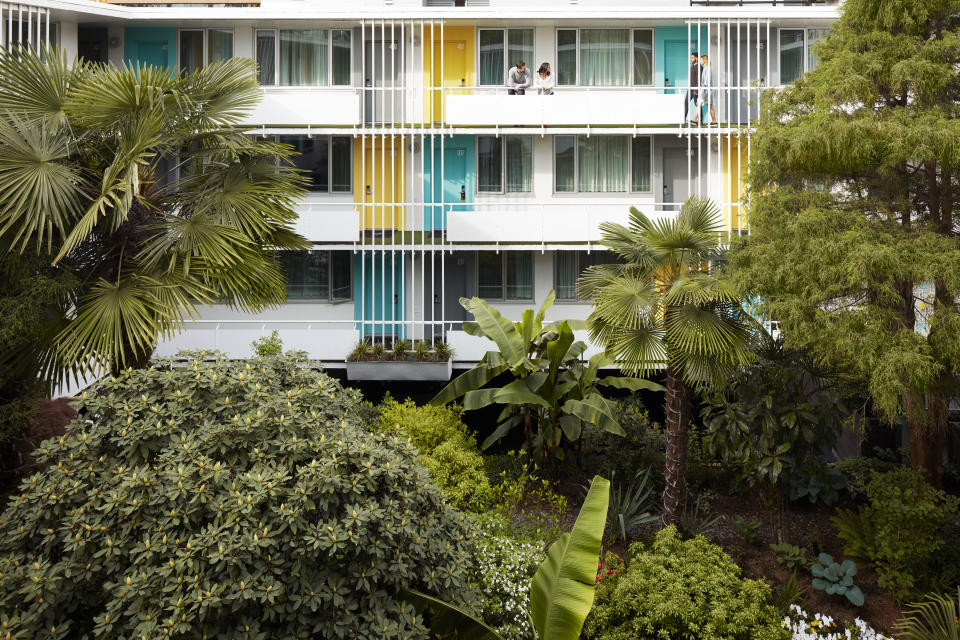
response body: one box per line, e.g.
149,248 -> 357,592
683,52 -> 701,123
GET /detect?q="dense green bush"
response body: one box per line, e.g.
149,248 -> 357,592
579,395 -> 664,480
834,456 -> 895,499
0,352 -> 475,639
583,527 -> 788,640
379,398 -> 491,511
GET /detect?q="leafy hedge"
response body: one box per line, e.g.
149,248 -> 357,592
583,527 -> 788,640
0,352 -> 474,639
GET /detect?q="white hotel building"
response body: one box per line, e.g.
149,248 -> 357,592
5,0 -> 839,375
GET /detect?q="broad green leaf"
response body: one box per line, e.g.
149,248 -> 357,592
461,297 -> 525,365
596,377 -> 665,392
400,589 -> 505,640
431,359 -> 507,405
493,379 -> 550,409
546,322 -> 575,383
530,475 -> 610,640
535,289 -> 556,326
481,414 -> 523,450
462,321 -> 482,337
464,388 -> 499,411
561,394 -> 624,436
558,415 -> 582,442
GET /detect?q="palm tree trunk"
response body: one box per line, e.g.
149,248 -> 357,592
663,367 -> 693,527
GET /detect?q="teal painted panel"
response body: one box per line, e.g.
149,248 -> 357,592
124,27 -> 176,70
354,251 -> 405,339
424,135 -> 475,232
655,26 -> 707,91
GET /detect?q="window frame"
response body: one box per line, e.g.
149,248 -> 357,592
255,27 -> 353,87
553,250 -> 613,302
177,28 -> 234,73
552,134 -> 653,194
554,27 -> 655,88
475,134 -> 534,195
275,134 -> 354,194
475,251 -> 534,301
279,249 -> 353,303
476,27 -> 536,87
777,27 -> 827,84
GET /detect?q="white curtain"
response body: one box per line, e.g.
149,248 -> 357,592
554,252 -> 578,300
280,30 -> 328,86
579,136 -> 628,192
779,29 -> 804,84
479,30 -> 504,85
256,31 -> 276,85
207,29 -> 233,65
506,252 -> 533,300
807,29 -> 828,72
580,29 -> 629,86
506,137 -> 532,193
507,29 -> 534,71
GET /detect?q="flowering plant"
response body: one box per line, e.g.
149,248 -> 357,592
784,605 -> 896,640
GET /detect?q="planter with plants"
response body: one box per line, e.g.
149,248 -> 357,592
346,338 -> 454,381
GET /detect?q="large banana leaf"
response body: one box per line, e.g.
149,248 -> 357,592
561,393 -> 625,436
546,322 -> 575,383
431,355 -> 507,405
399,589 -> 505,640
596,377 -> 665,392
461,296 -> 525,364
481,414 -> 523,450
530,475 -> 610,640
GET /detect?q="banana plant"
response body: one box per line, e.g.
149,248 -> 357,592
431,292 -> 662,465
530,475 -> 610,640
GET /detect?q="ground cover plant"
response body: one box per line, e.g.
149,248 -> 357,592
0,351 -> 475,639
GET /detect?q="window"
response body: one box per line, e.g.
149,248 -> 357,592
179,29 -> 233,74
278,136 -> 352,192
554,251 -> 612,301
256,28 -> 352,86
477,136 -> 533,193
779,28 -> 828,84
478,28 -> 534,86
556,28 -> 654,87
477,251 -> 534,300
279,250 -> 352,301
555,135 -> 652,193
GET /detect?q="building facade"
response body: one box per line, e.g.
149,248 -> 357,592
7,0 -> 839,370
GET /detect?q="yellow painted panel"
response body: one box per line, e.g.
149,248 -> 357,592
354,136 -> 405,231
423,26 -> 475,124
722,136 -> 749,232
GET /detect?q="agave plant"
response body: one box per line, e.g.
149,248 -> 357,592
391,339 -> 411,362
601,468 -> 658,542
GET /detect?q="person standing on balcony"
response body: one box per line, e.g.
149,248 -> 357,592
506,61 -> 531,95
683,51 -> 701,123
536,62 -> 555,95
697,54 -> 718,125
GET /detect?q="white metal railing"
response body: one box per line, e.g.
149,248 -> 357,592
0,3 -> 50,50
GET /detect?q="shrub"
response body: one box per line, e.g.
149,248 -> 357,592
580,396 -> 664,480
0,352 -> 475,640
251,330 -> 283,357
487,453 -> 568,542
582,527 -> 788,640
379,398 -> 491,511
811,553 -> 864,607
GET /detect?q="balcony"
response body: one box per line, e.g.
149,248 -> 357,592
292,200 -> 359,243
242,88 -> 361,127
445,202 -> 647,243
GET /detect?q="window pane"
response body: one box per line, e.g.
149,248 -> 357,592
632,29 -> 653,85
479,30 -> 504,86
256,30 -> 276,85
557,29 -> 577,86
807,28 -> 827,72
477,251 -> 503,299
580,29 -> 629,86
331,137 -> 352,192
554,251 -> 578,300
477,136 -> 503,193
207,29 -> 233,64
282,251 -> 329,300
281,135 -> 329,192
330,251 -> 352,301
180,30 -> 204,74
507,29 -> 534,73
779,29 -> 804,84
505,252 -> 533,300
506,136 -> 532,193
280,29 -> 328,86
332,29 -> 351,85
555,136 -> 576,192
579,136 -> 628,192
631,136 -> 651,192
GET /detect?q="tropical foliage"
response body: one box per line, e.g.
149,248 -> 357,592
0,351 -> 475,639
895,588 -> 960,640
579,197 -> 754,524
431,293 -> 661,465
0,46 -> 307,383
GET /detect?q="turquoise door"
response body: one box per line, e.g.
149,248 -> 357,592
355,252 -> 404,339
664,40 -> 689,95
425,138 -> 473,232
138,42 -> 168,69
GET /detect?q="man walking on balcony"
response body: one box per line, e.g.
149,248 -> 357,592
506,61 -> 531,95
680,52 -> 701,135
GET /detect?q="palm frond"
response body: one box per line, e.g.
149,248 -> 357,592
0,45 -> 89,129
180,57 -> 263,127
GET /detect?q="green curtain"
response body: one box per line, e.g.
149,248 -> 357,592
557,30 -> 577,85
256,30 -> 276,85
478,136 -> 503,192
479,30 -> 504,85
632,30 -> 653,85
579,136 -> 628,192
631,136 -> 651,192
506,252 -> 533,300
779,29 -> 804,84
554,252 -> 578,300
581,29 -> 629,86
332,29 -> 351,86
280,29 -> 328,86
555,136 -> 576,192
506,137 -> 532,193
207,29 -> 233,65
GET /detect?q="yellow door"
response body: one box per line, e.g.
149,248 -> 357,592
431,40 -> 467,122
722,136 -> 749,233
355,137 -> 405,231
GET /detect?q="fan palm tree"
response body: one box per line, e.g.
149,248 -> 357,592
578,197 -> 755,525
0,46 -> 308,386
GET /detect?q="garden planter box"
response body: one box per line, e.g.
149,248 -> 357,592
345,360 -> 453,381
